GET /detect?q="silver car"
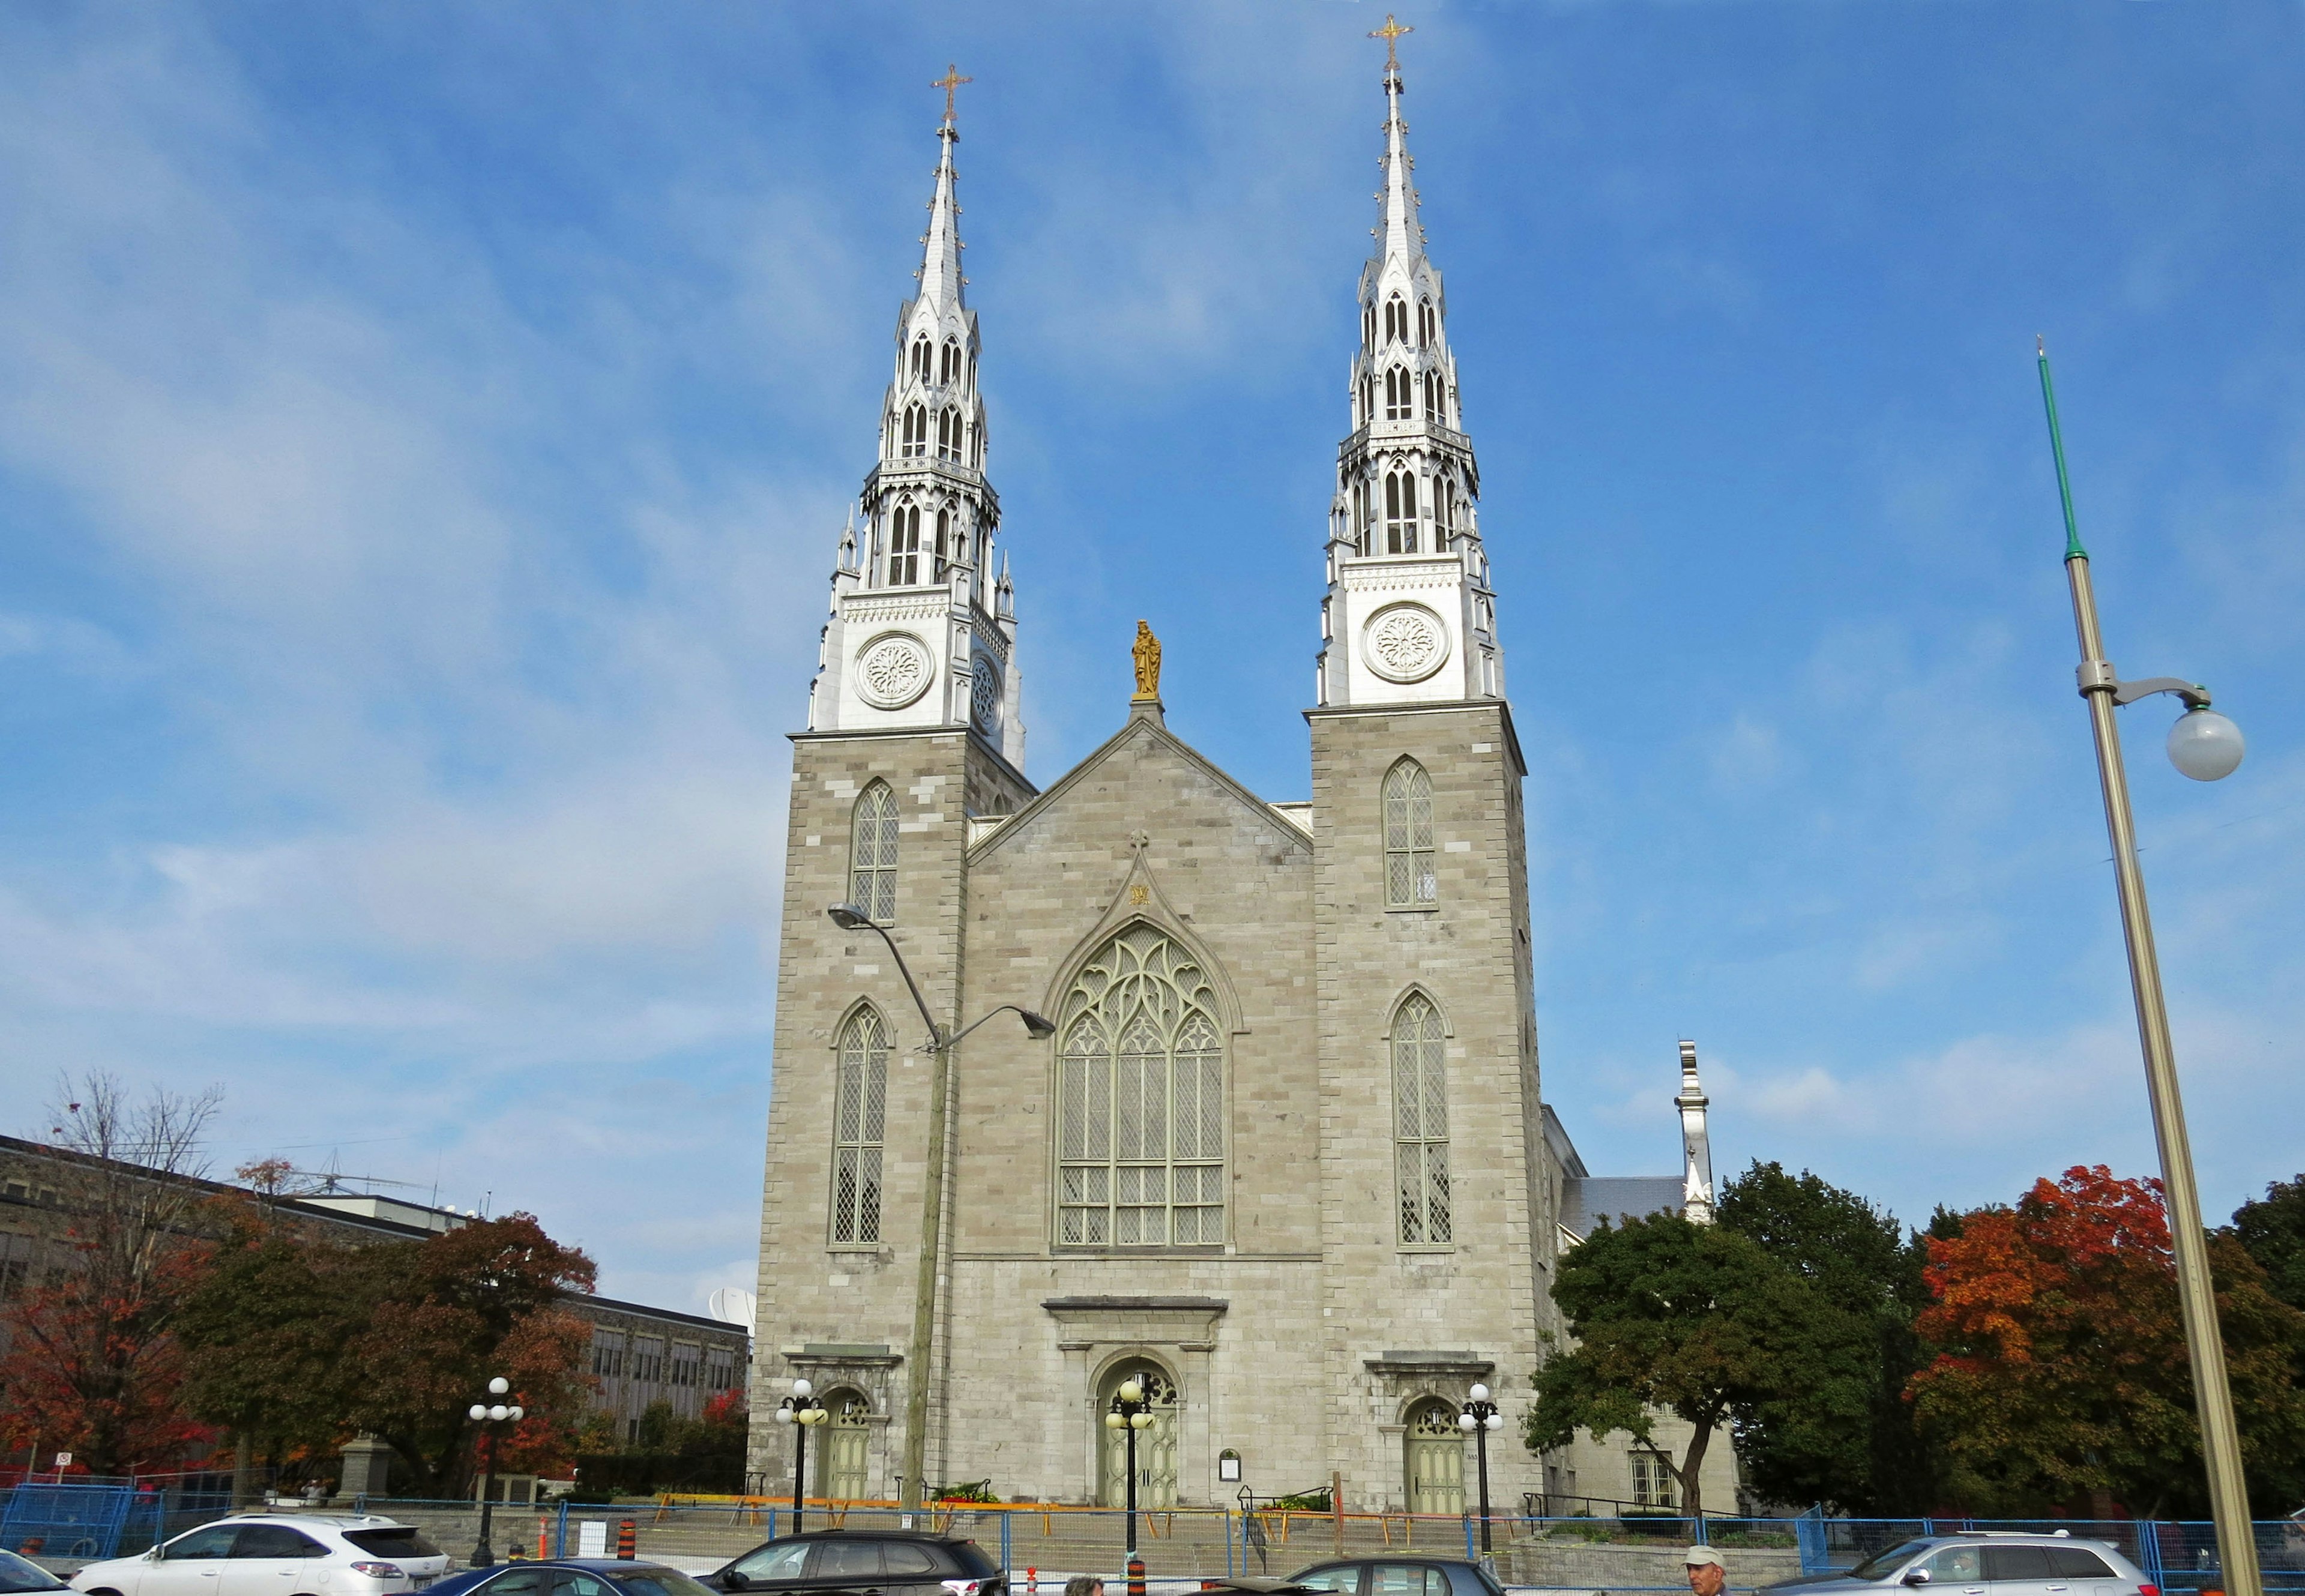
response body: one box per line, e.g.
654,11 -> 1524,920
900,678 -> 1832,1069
1768,1534 -> 2156,1596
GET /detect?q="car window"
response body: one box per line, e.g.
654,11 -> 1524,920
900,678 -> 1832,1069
482,1571 -> 547,1596
1448,1566 -> 1506,1596
2048,1551 -> 2114,1580
812,1543 -> 884,1580
944,1546 -> 996,1580
1923,1549 -> 1983,1583
164,1527 -> 243,1561
0,1549 -> 67,1593
345,1531 -> 444,1560
549,1574 -> 615,1596
232,1528 -> 327,1559
882,1547 -> 938,1577
1852,1544 -> 1935,1582
1370,1566 -> 1447,1596
1290,1568 -> 1360,1596
619,1573 -> 723,1596
735,1544 -> 815,1583
1984,1549 -> 2055,1583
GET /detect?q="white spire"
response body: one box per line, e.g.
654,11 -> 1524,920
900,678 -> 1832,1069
804,66 -> 1025,772
1677,1040 -> 1716,1226
1315,21 -> 1503,710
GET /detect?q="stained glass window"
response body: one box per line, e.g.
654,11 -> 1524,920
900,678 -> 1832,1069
831,1008 -> 888,1244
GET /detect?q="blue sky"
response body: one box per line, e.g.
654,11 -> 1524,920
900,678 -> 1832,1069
4,1 -> 2302,1309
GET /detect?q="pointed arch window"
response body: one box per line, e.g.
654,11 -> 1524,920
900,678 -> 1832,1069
849,780 -> 899,921
902,403 -> 927,459
1435,478 -> 1454,543
1385,368 -> 1412,422
1360,373 -> 1375,427
1384,471 -> 1419,555
939,339 -> 960,386
1391,993 -> 1451,1245
1384,758 -> 1436,906
1363,304 -> 1377,354
887,504 -> 921,585
1418,298 -> 1436,348
1056,925 -> 1226,1248
910,337 -> 932,381
831,1007 -> 889,1245
1385,294 -> 1407,345
934,507 -> 952,581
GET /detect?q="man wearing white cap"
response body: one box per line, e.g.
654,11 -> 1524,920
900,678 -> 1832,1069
1686,1546 -> 1728,1596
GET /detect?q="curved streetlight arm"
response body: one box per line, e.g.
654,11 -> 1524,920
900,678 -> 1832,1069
943,1003 -> 1058,1052
2077,663 -> 2214,710
830,906 -> 944,1049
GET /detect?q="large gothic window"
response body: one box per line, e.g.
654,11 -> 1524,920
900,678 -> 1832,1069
831,1008 -> 889,1245
849,781 -> 899,921
888,504 -> 921,585
1384,758 -> 1436,906
1385,471 -> 1419,555
1391,994 -> 1451,1245
1055,926 -> 1225,1247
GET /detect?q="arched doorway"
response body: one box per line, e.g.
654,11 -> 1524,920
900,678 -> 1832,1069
1404,1399 -> 1465,1516
822,1388 -> 872,1502
1097,1360 -> 1180,1509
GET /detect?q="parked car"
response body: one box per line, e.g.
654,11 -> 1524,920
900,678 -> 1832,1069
697,1531 -> 1002,1596
1762,1534 -> 2155,1596
1285,1559 -> 1506,1596
70,1516 -> 452,1596
0,1551 -> 71,1594
426,1562 -> 722,1596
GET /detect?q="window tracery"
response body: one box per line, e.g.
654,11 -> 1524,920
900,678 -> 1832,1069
887,504 -> 921,585
1391,993 -> 1451,1245
831,1007 -> 889,1245
848,781 -> 899,920
1385,470 -> 1419,553
1384,758 -> 1436,905
1055,926 -> 1225,1248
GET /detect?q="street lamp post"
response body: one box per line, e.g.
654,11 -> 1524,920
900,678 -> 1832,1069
2038,343 -> 2258,1596
1457,1384 -> 1504,1556
770,1379 -> 828,1531
465,1377 -> 524,1570
1105,1379 -> 1154,1591
824,903 -> 1056,1517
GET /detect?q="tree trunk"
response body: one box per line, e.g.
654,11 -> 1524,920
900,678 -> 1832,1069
1674,1415 -> 1714,1522
232,1431 -> 258,1507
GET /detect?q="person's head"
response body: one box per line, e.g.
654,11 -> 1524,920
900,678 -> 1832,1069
1686,1546 -> 1727,1596
1064,1577 -> 1103,1596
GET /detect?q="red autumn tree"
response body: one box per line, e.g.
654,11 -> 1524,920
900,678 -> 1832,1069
1909,1164 -> 2305,1516
0,1075 -> 225,1475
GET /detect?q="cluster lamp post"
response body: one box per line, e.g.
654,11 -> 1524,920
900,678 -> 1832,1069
1457,1385 -> 1503,1555
1105,1380 -> 1154,1592
771,1378 -> 828,1531
2038,343 -> 2256,1596
824,903 -> 1055,1516
465,1377 -> 523,1569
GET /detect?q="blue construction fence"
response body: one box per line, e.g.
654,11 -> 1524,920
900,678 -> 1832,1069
1789,1513 -> 2305,1594
0,1481 -> 237,1561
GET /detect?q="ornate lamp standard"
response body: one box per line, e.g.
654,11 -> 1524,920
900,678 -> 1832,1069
465,1377 -> 524,1569
1104,1380 -> 1154,1592
770,1378 -> 828,1531
824,903 -> 1055,1517
2038,343 -> 2256,1596
1457,1385 -> 1504,1555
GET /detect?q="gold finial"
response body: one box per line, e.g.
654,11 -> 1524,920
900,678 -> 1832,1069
1131,620 -> 1163,703
1369,14 -> 1412,71
932,62 -> 972,124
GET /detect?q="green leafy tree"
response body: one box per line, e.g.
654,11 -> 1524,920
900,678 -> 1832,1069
2233,1176 -> 2305,1314
1717,1161 -> 1941,1512
1526,1212 -> 1830,1519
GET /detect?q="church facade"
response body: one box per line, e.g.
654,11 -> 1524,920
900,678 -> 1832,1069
749,41 -> 1736,1519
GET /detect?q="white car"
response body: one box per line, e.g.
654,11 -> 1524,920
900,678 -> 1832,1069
72,1516 -> 451,1596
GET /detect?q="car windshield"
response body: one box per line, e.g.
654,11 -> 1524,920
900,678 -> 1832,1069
619,1572 -> 723,1596
1849,1542 -> 1935,1582
345,1531 -> 443,1559
0,1552 -> 65,1594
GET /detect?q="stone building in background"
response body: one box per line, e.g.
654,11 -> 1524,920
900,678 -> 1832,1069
749,37 -> 1732,1517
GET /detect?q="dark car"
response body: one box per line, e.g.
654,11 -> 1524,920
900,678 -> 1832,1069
426,1562 -> 723,1596
0,1552 -> 70,1595
705,1531 -> 1002,1596
1285,1560 -> 1504,1596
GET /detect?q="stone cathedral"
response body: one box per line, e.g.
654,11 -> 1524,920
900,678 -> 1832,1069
750,38 -> 1738,1519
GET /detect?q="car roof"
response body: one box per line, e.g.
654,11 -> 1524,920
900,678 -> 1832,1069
220,1515 -> 406,1528
1294,1559 -> 1481,1570
750,1531 -> 973,1544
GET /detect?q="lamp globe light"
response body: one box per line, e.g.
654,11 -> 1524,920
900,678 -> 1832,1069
508,1406 -> 525,1421
774,1408 -> 794,1425
2169,707 -> 2245,781
469,1405 -> 487,1421
487,1405 -> 510,1423
1118,1381 -> 1142,1404
489,1377 -> 510,1396
1457,1412 -> 1477,1432
1469,1384 -> 1490,1403
1484,1413 -> 1505,1432
791,1378 -> 813,1398
1104,1412 -> 1124,1430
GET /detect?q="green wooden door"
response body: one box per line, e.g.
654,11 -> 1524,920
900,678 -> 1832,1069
1405,1402 -> 1465,1516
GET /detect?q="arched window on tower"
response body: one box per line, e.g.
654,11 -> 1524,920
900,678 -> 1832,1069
910,337 -> 931,381
1391,992 -> 1451,1245
940,339 -> 960,386
1418,298 -> 1436,348
1383,758 -> 1436,906
934,507 -> 951,581
1055,925 -> 1226,1247
1385,470 -> 1419,554
902,403 -> 927,459
1363,304 -> 1376,354
888,503 -> 921,585
1385,294 -> 1407,345
849,781 -> 899,921
1436,478 -> 1453,544
1387,368 -> 1413,422
1360,373 -> 1375,427
830,1006 -> 889,1245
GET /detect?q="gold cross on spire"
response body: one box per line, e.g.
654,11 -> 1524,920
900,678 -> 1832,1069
1369,14 -> 1412,70
932,62 -> 972,123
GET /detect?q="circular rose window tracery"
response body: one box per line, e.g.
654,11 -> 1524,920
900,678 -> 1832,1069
1363,603 -> 1450,684
857,633 -> 933,709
